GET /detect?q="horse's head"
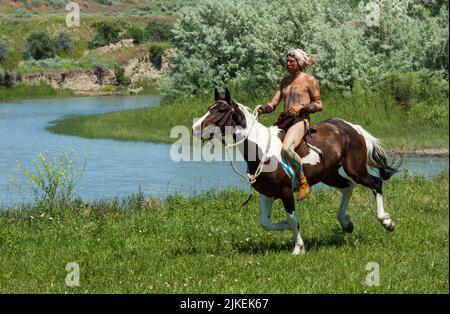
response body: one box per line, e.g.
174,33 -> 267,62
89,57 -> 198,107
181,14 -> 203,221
192,88 -> 247,141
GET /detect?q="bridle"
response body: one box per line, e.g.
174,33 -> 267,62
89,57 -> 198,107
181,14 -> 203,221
206,102 -> 271,185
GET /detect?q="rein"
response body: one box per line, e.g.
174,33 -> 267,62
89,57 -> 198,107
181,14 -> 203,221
223,105 -> 271,185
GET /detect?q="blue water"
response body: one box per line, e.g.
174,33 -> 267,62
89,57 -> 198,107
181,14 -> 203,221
0,96 -> 448,205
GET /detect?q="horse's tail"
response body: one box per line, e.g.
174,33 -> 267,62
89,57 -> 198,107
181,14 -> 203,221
351,124 -> 402,181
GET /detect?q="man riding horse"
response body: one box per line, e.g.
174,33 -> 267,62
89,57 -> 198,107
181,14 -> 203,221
258,49 -> 322,201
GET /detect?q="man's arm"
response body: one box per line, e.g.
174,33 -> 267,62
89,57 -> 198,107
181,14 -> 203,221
304,78 -> 323,113
258,80 -> 285,114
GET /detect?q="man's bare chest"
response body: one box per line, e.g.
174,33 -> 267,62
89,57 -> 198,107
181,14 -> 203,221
281,81 -> 310,104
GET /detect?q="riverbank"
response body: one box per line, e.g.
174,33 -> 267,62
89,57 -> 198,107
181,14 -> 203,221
0,174 -> 447,293
0,81 -> 161,102
47,90 -> 449,150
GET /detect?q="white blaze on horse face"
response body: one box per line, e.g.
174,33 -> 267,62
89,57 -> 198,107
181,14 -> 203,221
192,111 -> 211,139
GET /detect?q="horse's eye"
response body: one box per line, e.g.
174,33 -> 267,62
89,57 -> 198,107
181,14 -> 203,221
218,109 -> 227,113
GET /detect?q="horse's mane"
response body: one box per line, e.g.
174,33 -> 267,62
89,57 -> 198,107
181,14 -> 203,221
234,101 -> 256,121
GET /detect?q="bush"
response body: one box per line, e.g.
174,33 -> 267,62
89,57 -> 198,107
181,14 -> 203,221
32,0 -> 41,8
94,64 -> 108,85
0,41 -> 7,64
98,0 -> 113,5
15,149 -> 86,208
24,31 -> 55,60
376,70 -> 449,109
145,20 -> 173,41
88,21 -> 122,49
149,46 -> 164,70
0,70 -> 17,88
163,0 -> 449,99
127,26 -> 145,44
55,32 -> 73,55
47,0 -> 69,8
114,65 -> 129,87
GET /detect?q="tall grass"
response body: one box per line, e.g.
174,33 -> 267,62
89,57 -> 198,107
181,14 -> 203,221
0,174 -> 447,293
47,88 -> 449,148
0,83 -> 73,101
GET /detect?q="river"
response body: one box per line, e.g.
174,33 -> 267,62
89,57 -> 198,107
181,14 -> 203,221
0,96 -> 448,206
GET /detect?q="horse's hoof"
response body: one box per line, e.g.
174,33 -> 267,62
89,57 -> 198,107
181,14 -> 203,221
383,219 -> 395,232
292,246 -> 306,255
344,222 -> 354,233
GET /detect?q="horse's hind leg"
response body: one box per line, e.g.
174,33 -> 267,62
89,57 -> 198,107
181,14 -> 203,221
259,194 -> 290,231
342,157 -> 395,231
280,187 -> 305,255
322,170 -> 355,233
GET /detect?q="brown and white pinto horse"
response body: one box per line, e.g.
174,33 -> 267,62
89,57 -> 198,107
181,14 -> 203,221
192,88 -> 401,255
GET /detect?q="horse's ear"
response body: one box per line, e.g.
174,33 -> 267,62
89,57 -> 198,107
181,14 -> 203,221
225,88 -> 231,102
214,87 -> 220,101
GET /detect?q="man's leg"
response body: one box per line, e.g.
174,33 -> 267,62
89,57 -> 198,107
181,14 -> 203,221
282,120 -> 309,200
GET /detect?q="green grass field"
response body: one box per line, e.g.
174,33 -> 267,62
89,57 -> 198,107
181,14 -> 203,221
0,174 -> 448,293
47,89 -> 449,149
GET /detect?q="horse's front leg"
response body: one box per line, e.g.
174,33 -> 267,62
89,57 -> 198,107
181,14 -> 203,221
281,187 -> 305,255
259,194 -> 290,231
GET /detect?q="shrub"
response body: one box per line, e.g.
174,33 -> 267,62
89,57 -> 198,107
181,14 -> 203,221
98,0 -> 113,5
127,26 -> 145,44
55,32 -> 73,55
114,65 -> 129,86
149,45 -> 164,70
32,0 -> 41,8
0,41 -> 7,64
15,149 -> 86,208
24,31 -> 55,60
376,70 -> 449,109
94,64 -> 108,84
145,20 -> 173,41
0,70 -> 17,88
163,0 -> 449,99
47,0 -> 69,8
88,21 -> 122,49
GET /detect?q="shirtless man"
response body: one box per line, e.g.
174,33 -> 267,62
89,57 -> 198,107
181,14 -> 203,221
258,49 -> 323,200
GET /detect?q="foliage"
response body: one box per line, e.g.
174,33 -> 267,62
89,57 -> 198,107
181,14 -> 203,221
24,30 -> 56,60
149,45 -> 165,70
145,19 -> 173,41
0,41 -> 7,64
376,70 -> 448,107
88,21 -> 122,49
0,70 -> 17,88
114,65 -> 129,87
163,0 -> 449,100
127,26 -> 145,44
94,64 -> 108,84
15,149 -> 86,208
98,0 -> 113,5
55,31 -> 73,55
47,0 -> 69,8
